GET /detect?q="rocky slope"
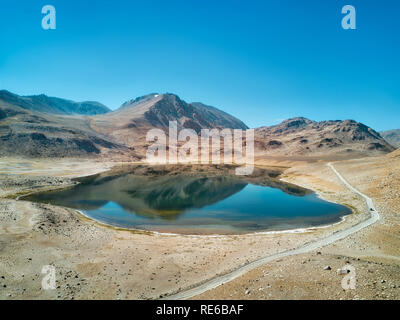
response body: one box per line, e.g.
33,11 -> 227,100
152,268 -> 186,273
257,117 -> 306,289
0,90 -> 394,159
90,93 -> 248,154
93,93 -> 247,131
254,117 -> 394,158
0,95 -> 130,158
0,91 -> 248,158
380,129 -> 400,148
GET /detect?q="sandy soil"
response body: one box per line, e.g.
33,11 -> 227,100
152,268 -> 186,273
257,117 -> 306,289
196,154 -> 400,299
0,155 -> 398,300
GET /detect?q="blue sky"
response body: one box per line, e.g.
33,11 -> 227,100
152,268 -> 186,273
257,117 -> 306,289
0,0 -> 399,131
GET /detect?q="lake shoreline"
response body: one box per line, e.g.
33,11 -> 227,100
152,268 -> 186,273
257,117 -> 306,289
16,162 -> 351,237
0,157 -> 398,300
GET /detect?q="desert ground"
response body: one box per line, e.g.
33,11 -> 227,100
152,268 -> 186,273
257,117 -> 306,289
0,152 -> 399,300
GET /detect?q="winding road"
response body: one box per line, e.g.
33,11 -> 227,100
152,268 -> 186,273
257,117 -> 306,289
163,162 -> 380,300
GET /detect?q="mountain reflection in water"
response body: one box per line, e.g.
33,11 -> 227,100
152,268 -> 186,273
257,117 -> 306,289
25,169 -> 351,234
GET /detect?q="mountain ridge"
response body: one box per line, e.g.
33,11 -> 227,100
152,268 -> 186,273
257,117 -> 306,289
0,90 -> 111,116
0,90 -> 394,159
254,117 -> 394,157
89,93 -> 248,155
107,93 -> 248,130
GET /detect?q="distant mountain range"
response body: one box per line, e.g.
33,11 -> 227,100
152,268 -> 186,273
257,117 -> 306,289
380,129 -> 400,148
0,90 -> 110,116
0,90 -> 395,159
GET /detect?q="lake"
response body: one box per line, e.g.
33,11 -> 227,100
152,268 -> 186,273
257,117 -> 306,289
24,168 -> 351,234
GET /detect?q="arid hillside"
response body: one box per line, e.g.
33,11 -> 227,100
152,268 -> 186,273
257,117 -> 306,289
89,93 -> 248,152
0,94 -> 131,158
254,117 -> 394,159
0,91 -> 395,160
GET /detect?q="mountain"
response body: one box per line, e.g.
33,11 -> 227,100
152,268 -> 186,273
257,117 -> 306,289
97,93 -> 248,131
380,129 -> 400,148
0,91 -> 247,158
119,93 -> 160,110
90,93 -> 248,154
254,117 -> 395,158
0,92 -> 130,158
0,90 -> 110,116
0,90 -> 394,159
190,102 -> 248,131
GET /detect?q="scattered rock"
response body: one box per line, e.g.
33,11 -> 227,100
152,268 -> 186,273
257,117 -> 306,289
337,268 -> 348,275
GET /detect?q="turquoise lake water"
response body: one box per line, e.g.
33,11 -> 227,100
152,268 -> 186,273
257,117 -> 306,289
25,172 -> 351,234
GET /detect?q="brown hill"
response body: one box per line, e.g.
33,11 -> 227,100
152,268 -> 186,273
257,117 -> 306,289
0,96 -> 130,158
90,93 -> 248,154
0,92 -> 247,158
94,93 -> 247,131
0,90 -> 394,160
254,117 -> 394,159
